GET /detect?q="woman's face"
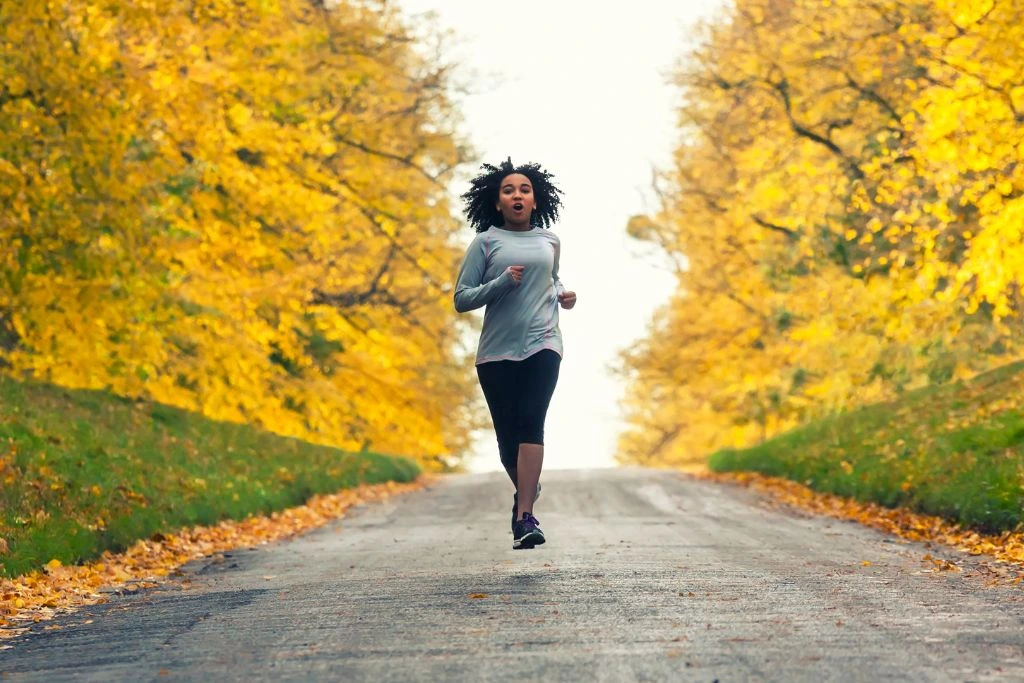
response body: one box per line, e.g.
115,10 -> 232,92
496,173 -> 535,225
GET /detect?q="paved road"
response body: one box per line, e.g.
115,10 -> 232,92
2,468 -> 1023,681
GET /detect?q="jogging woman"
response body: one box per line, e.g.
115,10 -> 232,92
454,158 -> 576,550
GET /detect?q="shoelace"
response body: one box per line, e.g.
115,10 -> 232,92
524,513 -> 540,527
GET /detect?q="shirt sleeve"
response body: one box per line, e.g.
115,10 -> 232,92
453,234 -> 514,312
551,233 -> 566,297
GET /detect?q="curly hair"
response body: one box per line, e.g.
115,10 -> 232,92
461,157 -> 564,232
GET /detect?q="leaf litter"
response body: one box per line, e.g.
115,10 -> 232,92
0,478 -> 425,639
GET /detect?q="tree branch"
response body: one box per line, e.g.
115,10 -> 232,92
751,213 -> 799,239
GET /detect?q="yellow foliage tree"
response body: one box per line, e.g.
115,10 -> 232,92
0,0 -> 482,469
618,0 -> 1024,466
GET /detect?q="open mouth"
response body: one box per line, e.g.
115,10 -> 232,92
512,203 -> 524,211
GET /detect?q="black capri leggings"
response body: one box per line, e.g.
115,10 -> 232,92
476,349 -> 561,472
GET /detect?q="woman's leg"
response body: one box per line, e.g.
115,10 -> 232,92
515,444 -> 544,516
514,350 -> 561,518
476,360 -> 520,486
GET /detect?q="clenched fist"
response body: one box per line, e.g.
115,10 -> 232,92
557,290 -> 577,309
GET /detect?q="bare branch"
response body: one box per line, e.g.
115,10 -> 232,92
751,213 -> 800,239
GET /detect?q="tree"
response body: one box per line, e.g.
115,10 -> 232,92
0,0 -> 481,469
618,0 -> 1024,464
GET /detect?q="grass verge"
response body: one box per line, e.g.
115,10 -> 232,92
0,375 -> 420,578
709,360 -> 1024,534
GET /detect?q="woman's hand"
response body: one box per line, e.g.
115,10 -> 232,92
506,265 -> 525,285
557,290 -> 577,309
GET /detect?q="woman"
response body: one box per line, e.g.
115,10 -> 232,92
454,158 -> 576,550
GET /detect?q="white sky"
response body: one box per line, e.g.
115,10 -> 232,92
393,1 -> 724,472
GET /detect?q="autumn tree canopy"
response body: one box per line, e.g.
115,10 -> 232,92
0,0 -> 483,469
618,0 -> 1024,466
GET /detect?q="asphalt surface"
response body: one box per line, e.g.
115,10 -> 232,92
2,468 -> 1023,682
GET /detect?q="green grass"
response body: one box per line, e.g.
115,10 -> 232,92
0,375 -> 420,578
709,361 -> 1024,534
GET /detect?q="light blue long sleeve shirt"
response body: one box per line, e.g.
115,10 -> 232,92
454,226 -> 566,365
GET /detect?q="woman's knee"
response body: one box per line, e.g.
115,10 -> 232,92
517,420 -> 545,447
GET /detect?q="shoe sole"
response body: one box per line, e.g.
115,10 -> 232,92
513,530 -> 546,550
